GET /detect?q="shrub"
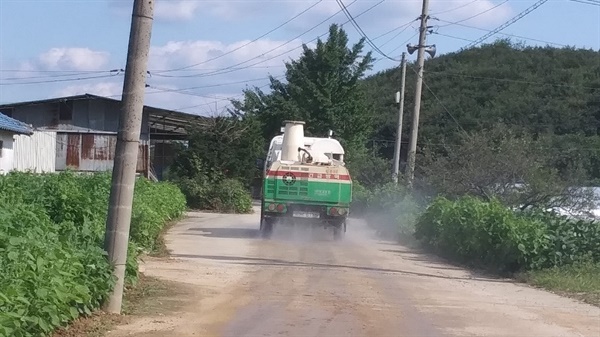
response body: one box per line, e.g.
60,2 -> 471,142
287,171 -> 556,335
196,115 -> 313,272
520,210 -> 600,269
130,179 -> 187,251
0,171 -> 186,336
169,172 -> 253,214
0,203 -> 114,337
415,196 -> 600,273
206,179 -> 253,214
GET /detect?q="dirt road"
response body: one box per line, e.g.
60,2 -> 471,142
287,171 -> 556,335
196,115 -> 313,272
107,208 -> 600,337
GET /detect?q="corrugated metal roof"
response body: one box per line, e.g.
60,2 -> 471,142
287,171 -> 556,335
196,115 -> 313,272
0,112 -> 33,135
0,93 -> 209,138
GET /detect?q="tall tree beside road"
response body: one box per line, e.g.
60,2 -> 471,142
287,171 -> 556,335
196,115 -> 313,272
233,24 -> 375,150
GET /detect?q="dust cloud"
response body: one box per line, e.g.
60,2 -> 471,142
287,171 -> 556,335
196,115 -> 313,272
264,219 -> 348,245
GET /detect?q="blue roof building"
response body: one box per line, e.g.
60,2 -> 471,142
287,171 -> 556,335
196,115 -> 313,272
0,112 -> 33,135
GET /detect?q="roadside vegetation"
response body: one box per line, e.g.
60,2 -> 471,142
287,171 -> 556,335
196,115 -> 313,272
163,117 -> 261,214
0,172 -> 186,336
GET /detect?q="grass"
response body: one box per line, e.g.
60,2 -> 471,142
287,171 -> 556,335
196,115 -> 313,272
148,220 -> 178,258
122,272 -> 191,316
518,261 -> 600,307
51,272 -> 189,337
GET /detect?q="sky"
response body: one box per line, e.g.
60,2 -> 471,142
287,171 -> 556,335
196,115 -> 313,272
0,0 -> 599,116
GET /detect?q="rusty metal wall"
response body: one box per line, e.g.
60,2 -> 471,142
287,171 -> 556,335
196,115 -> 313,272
9,99 -> 150,141
56,133 -> 148,173
13,131 -> 57,173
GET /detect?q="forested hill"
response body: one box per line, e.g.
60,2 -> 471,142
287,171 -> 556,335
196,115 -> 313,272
362,40 -> 600,158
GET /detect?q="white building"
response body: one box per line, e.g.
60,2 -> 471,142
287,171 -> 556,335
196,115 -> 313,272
0,112 -> 33,174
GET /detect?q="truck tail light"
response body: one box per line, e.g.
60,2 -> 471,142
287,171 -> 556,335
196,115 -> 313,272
276,204 -> 285,212
329,207 -> 346,216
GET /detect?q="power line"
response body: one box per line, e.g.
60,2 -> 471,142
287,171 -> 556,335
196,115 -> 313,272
569,0 -> 600,6
432,32 -> 475,43
173,99 -> 241,112
426,71 -> 600,91
0,73 -> 122,86
435,19 -> 567,47
153,0 -> 324,74
335,0 -> 400,61
372,19 -> 417,41
145,75 -> 284,95
153,0 -> 360,78
168,82 -> 275,112
1,69 -> 123,81
151,67 -> 285,79
463,0 -> 550,49
430,0 -> 478,15
147,87 -> 240,102
0,69 -> 112,73
409,66 -> 468,135
437,0 -> 508,27
378,21 -> 417,48
148,65 -> 286,78
147,0 -> 383,80
372,31 -> 419,66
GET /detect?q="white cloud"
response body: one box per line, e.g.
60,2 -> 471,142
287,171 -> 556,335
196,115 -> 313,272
13,38 -> 294,113
58,81 -> 122,98
37,48 -> 110,71
148,38 -> 306,73
154,1 -> 202,21
108,0 -> 265,22
250,0 -> 513,37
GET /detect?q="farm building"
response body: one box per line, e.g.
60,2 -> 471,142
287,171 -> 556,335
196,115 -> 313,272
0,94 -> 208,179
0,112 -> 34,174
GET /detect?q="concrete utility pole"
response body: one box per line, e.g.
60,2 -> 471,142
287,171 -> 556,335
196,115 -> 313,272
103,0 -> 154,314
392,52 -> 407,184
406,0 -> 430,190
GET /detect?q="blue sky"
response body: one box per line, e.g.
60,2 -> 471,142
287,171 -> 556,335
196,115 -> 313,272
1,0 -> 599,115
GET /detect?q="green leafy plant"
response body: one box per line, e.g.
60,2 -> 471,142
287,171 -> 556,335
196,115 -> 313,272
0,171 -> 186,336
206,179 -> 253,214
414,196 -> 600,273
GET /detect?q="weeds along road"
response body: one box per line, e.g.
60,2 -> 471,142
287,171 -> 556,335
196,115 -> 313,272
107,207 -> 600,337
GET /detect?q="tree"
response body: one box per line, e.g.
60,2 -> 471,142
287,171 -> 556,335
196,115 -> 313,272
168,115 -> 265,188
230,24 -> 389,187
163,114 -> 264,211
420,125 -> 597,213
232,24 -> 375,149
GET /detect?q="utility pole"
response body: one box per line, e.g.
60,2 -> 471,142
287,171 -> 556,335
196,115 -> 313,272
392,52 -> 407,184
103,0 -> 154,314
406,0 -> 430,190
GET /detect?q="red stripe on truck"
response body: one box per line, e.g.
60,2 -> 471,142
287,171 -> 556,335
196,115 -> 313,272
266,170 -> 351,181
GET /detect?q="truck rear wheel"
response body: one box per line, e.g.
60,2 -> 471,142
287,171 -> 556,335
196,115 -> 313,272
261,217 -> 274,238
333,221 -> 345,240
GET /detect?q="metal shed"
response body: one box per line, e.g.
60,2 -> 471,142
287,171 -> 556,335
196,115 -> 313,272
0,94 -> 209,179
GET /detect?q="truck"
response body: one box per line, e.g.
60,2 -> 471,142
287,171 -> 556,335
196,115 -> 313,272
258,120 -> 352,240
